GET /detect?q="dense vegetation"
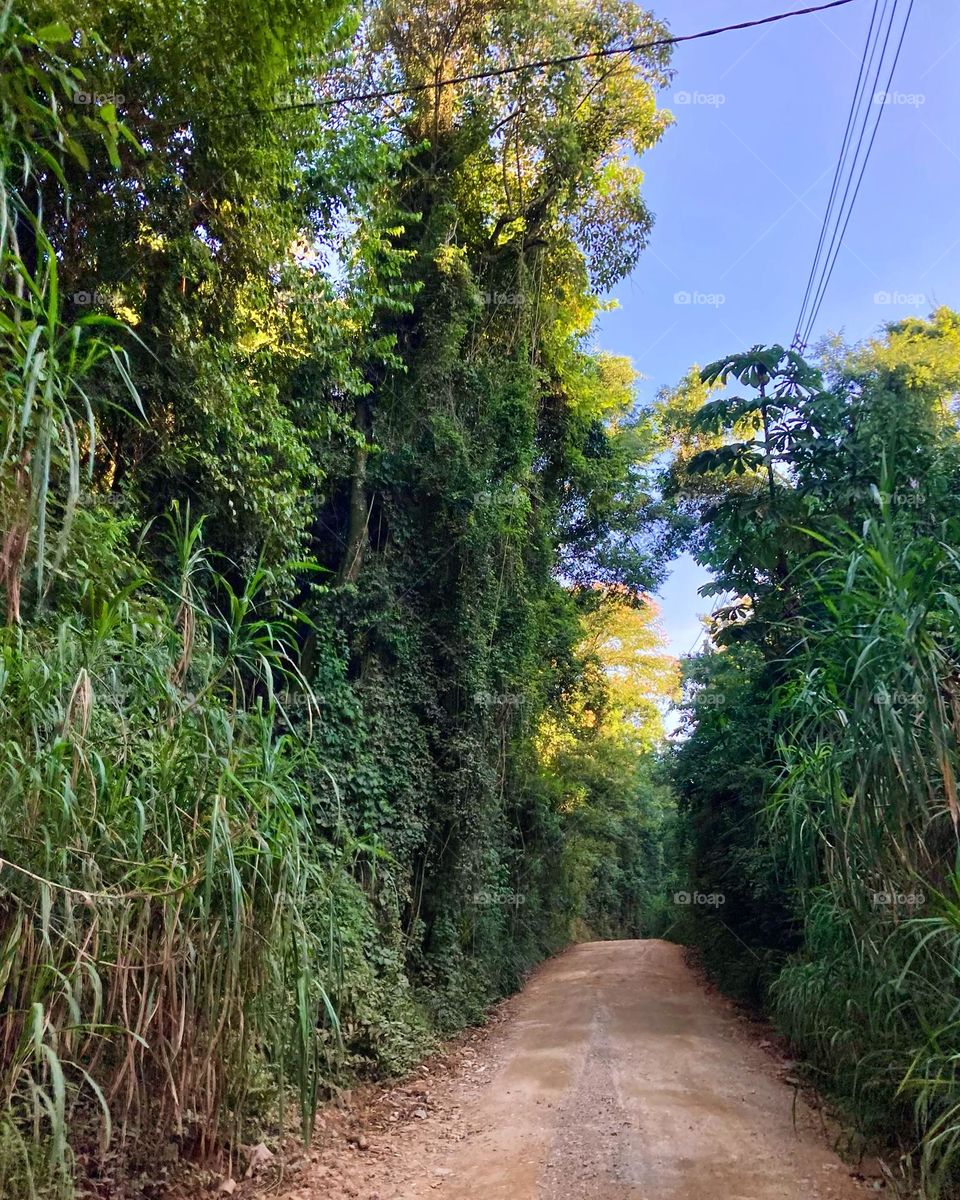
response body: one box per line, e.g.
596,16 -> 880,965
667,312 -> 960,1196
0,1 -> 679,1194
5,1 -> 960,1198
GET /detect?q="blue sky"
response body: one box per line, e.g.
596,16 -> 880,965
595,0 -> 960,659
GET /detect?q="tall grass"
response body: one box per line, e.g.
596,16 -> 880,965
772,501 -> 960,1197
0,512 -> 340,1194
0,6 -> 140,622
0,19 -> 346,1190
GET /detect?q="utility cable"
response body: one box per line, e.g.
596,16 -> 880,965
793,0 -> 883,344
799,0 -> 914,346
793,0 -> 914,348
120,0 -> 862,130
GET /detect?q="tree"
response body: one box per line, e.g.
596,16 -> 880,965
669,311 -> 960,1192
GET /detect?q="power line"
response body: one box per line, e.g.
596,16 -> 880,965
800,0 -> 901,345
680,591 -> 737,659
128,0 -> 860,131
799,0 -> 914,345
793,0 -> 882,342
284,0 -> 862,114
794,0 -> 893,345
793,0 -> 915,349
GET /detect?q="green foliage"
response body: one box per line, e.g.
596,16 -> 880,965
0,514 -> 334,1192
668,314 -> 960,1195
0,0 -> 679,1192
0,3 -> 140,620
672,642 -> 796,1002
771,508 -> 960,1194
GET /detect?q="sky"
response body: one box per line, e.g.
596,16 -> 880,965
594,0 -> 960,660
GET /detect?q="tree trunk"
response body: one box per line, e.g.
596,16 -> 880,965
759,384 -> 776,503
338,396 -> 370,585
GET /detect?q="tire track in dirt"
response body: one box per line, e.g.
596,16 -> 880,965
276,941 -> 881,1200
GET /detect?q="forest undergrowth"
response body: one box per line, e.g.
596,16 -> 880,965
0,2 -> 679,1194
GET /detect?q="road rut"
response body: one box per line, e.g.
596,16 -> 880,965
294,940 -> 873,1200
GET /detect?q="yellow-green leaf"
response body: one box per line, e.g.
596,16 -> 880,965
36,21 -> 72,42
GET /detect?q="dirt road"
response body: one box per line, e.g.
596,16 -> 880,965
286,941 -> 875,1200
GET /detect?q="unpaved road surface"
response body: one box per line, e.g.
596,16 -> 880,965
282,940 -> 875,1200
